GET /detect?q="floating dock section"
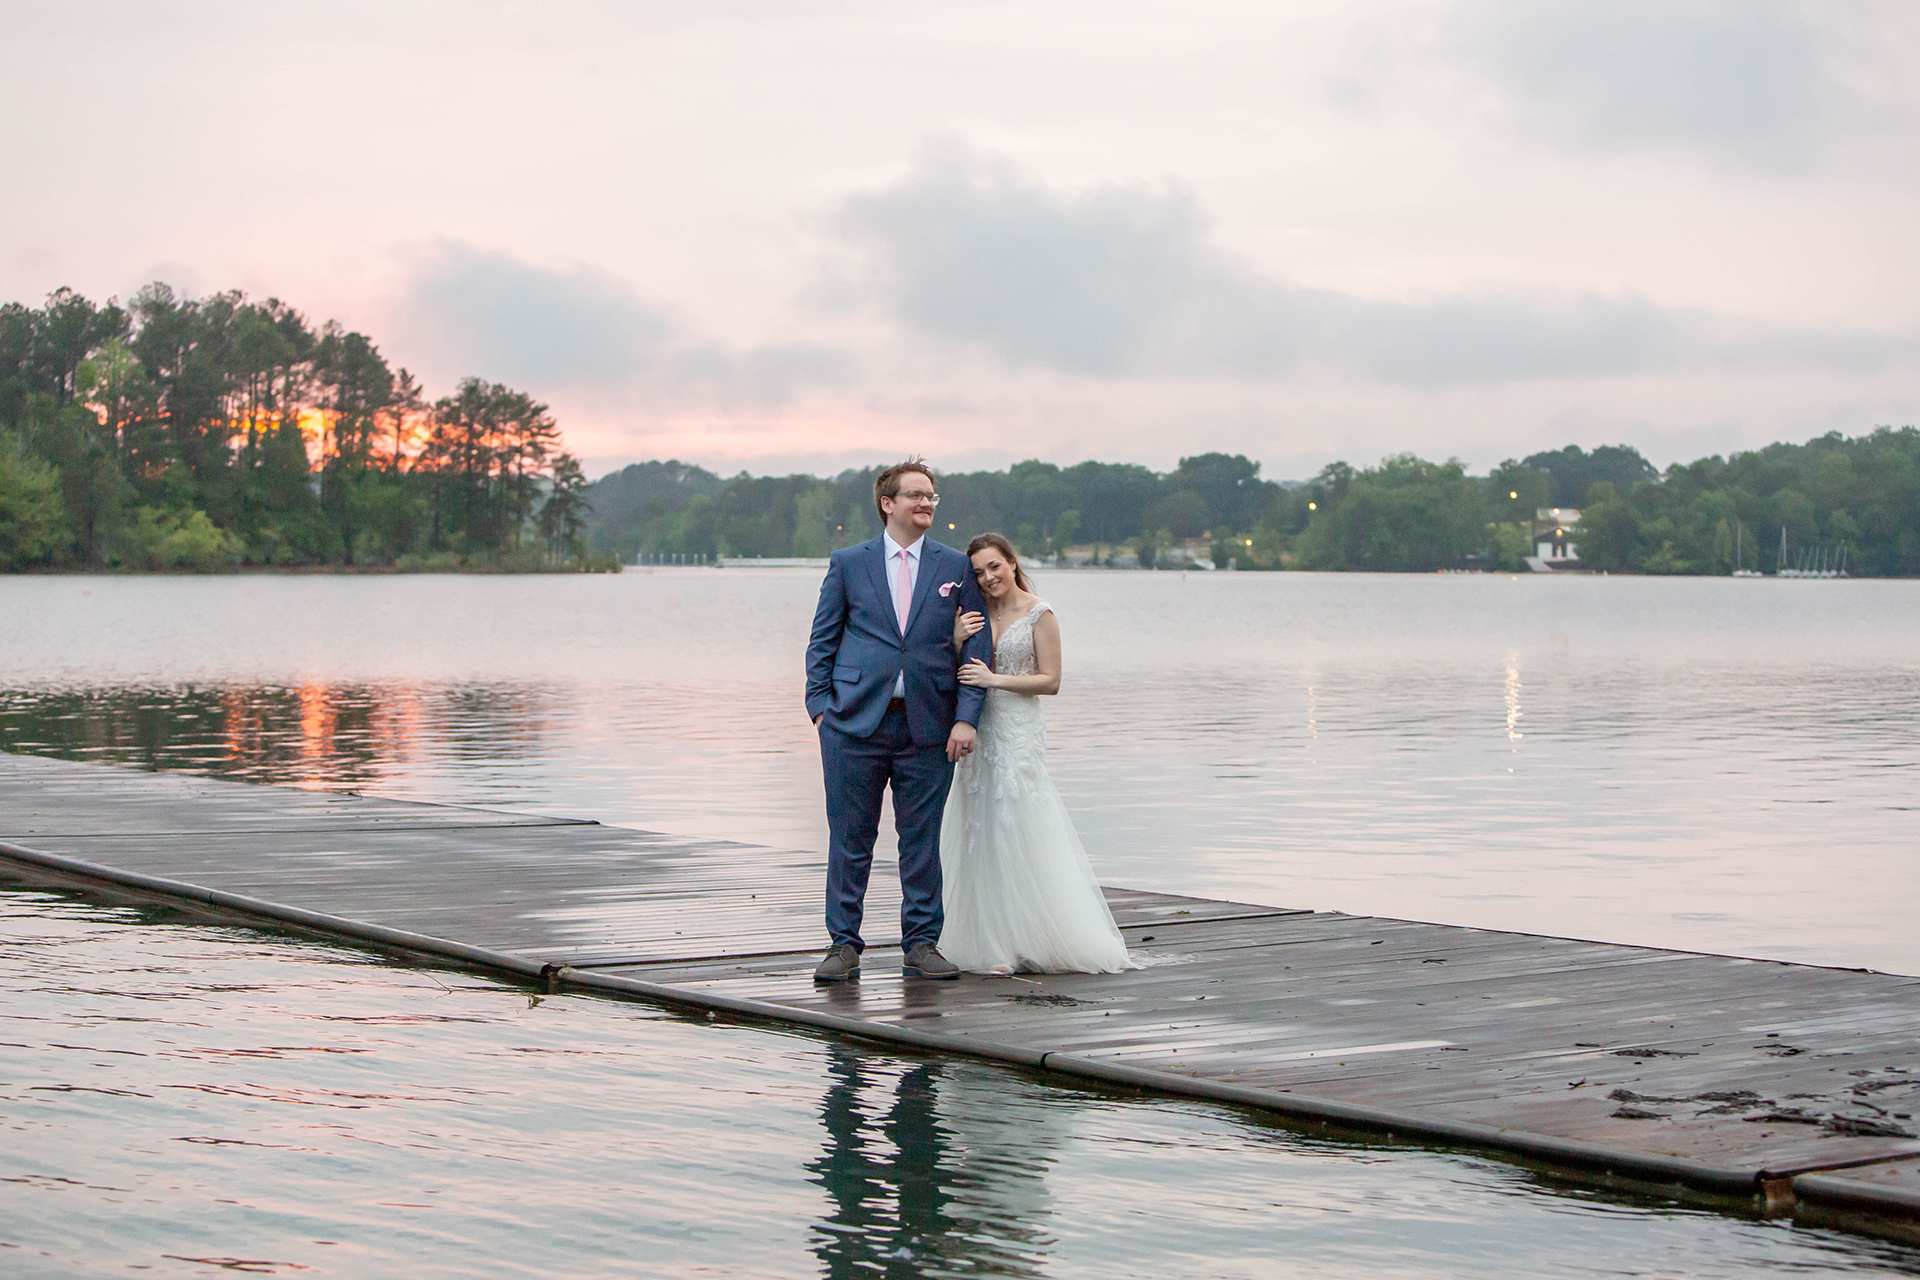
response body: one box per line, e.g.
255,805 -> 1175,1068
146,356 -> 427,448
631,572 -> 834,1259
3,753 -> 1917,1240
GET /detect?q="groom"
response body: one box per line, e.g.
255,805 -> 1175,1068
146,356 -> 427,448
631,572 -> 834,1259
805,458 -> 994,982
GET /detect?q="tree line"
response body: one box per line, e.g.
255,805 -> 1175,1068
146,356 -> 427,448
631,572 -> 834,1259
1570,431 -> 1919,575
0,285 -> 604,571
586,429 -> 1920,576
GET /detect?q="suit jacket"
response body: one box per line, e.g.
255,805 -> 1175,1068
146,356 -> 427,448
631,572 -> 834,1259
805,536 -> 994,747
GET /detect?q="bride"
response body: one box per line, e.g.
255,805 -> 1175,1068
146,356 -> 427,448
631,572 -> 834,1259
938,533 -> 1134,975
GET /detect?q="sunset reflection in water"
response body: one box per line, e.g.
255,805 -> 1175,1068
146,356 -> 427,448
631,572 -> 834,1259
0,680 -> 561,792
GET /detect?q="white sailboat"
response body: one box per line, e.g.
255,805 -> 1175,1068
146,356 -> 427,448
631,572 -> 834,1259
1775,526 -> 1849,578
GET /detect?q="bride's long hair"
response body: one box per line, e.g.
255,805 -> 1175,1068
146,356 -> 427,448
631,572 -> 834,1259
966,532 -> 1033,593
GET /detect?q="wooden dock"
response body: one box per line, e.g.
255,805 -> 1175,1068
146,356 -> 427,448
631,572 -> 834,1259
3,752 -> 1917,1239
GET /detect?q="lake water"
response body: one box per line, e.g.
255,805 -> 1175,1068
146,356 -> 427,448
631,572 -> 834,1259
3,569 -> 1919,1276
8,889 -> 1920,1279
3,569 -> 1916,971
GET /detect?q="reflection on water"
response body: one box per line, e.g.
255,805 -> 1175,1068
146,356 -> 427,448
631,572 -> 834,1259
813,1054 -> 950,1279
0,681 -> 560,790
1503,652 -> 1523,745
7,889 -> 1920,1279
811,1045 -> 1076,1279
812,1050 -> 1048,1279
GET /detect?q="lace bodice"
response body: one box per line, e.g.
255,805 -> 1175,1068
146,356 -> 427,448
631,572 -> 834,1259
991,599 -> 1051,678
959,600 -> 1051,800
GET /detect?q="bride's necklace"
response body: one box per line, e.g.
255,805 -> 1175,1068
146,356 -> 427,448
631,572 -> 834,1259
987,591 -> 1027,623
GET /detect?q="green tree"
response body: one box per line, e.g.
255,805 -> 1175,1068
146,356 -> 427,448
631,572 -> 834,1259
1154,489 -> 1208,540
1572,482 -> 1641,571
76,337 -> 154,465
1134,527 -> 1169,569
1486,523 -> 1530,571
0,431 -> 65,567
1052,508 -> 1080,554
791,483 -> 840,558
35,287 -> 127,403
420,378 -> 509,551
310,325 -> 395,562
1523,443 -> 1657,507
17,394 -> 129,564
126,506 -> 240,572
0,281 -> 599,573
1296,455 -> 1486,571
1169,452 -> 1274,531
539,451 -> 591,562
1487,458 -> 1551,524
1709,516 -> 1734,574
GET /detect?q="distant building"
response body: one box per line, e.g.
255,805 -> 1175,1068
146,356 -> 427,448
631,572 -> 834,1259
1534,507 -> 1580,562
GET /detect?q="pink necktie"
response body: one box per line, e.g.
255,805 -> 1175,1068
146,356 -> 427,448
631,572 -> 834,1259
895,548 -> 912,634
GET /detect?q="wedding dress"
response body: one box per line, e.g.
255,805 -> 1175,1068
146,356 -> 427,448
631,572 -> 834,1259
938,601 -> 1134,974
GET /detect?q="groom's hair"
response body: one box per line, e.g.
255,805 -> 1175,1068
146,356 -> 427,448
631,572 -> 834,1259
873,457 -> 936,520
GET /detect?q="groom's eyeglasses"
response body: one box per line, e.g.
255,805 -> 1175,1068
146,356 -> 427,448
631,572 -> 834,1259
894,490 -> 941,508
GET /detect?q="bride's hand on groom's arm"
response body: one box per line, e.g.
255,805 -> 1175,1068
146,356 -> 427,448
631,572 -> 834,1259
953,610 -> 985,646
957,658 -> 997,689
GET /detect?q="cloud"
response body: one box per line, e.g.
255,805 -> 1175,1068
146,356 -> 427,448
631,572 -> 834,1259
402,241 -> 674,386
1445,0 -> 1858,173
833,145 -> 1219,375
833,142 -> 1912,387
397,241 -> 850,405
666,341 -> 857,410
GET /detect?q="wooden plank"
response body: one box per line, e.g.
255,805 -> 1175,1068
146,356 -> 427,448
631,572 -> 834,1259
6,752 -> 1920,1202
1099,886 -> 1312,927
2,824 -> 872,959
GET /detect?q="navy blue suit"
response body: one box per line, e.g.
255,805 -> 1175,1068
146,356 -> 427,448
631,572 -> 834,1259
806,536 -> 993,952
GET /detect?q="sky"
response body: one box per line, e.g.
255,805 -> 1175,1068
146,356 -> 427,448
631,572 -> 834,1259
5,0 -> 1918,482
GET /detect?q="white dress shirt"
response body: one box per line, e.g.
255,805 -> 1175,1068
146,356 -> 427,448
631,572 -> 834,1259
883,530 -> 923,698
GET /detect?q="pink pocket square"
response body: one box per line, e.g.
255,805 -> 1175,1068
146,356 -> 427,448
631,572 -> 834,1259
938,580 -> 961,597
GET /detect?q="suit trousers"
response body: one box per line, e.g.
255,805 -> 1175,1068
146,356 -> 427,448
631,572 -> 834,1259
819,704 -> 954,952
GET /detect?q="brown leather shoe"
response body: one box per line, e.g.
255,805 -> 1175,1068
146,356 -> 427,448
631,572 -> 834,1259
903,944 -> 959,980
813,943 -> 860,982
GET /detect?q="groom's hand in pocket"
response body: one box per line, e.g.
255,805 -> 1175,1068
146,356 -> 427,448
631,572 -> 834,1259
946,722 -> 976,762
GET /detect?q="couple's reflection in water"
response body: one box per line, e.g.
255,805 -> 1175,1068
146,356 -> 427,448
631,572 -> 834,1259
807,1034 -> 1059,1279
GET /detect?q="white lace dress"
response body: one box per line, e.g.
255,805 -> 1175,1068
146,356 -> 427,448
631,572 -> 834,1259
939,601 -> 1134,974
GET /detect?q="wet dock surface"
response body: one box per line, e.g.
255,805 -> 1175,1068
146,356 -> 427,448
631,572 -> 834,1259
4,752 -> 1918,1236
